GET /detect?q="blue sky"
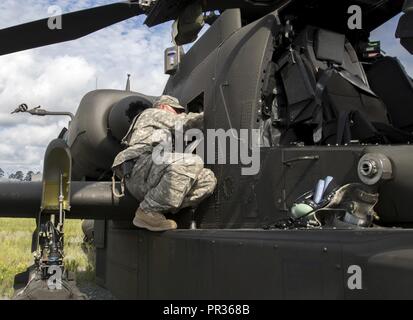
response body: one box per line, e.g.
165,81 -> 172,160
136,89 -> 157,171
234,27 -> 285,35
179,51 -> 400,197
372,14 -> 413,74
0,1 -> 411,175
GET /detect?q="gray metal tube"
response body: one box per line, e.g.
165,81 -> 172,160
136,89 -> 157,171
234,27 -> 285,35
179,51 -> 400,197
0,182 -> 138,220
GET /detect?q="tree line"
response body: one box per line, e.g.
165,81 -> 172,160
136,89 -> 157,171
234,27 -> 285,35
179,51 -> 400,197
0,168 -> 41,181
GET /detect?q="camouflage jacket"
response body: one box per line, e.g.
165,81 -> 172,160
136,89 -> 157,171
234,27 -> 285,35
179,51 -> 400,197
112,108 -> 204,169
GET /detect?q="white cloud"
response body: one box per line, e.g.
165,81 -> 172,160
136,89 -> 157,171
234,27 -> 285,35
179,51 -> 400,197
0,0 -> 172,174
0,54 -> 96,114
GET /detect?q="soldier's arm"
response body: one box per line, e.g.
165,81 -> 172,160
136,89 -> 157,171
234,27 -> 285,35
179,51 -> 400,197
151,110 -> 204,131
180,112 -> 204,130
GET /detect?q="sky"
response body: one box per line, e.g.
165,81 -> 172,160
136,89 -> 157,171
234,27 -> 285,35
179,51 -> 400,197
0,0 -> 173,175
0,1 -> 411,176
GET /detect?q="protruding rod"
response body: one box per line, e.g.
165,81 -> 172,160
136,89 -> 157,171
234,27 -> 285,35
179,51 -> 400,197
58,173 -> 64,228
126,74 -> 131,92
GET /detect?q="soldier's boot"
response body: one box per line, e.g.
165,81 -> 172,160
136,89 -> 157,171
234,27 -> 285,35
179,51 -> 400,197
133,208 -> 177,232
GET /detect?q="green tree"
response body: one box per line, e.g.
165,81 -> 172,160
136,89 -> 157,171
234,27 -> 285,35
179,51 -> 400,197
24,171 -> 34,181
13,171 -> 24,181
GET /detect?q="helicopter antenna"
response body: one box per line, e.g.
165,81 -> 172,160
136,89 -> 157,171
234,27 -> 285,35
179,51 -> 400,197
126,74 -> 131,92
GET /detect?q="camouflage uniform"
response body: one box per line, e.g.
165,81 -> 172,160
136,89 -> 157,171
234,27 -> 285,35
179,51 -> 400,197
112,102 -> 216,214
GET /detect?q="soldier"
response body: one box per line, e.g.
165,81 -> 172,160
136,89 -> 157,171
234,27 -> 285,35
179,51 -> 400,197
112,95 -> 217,232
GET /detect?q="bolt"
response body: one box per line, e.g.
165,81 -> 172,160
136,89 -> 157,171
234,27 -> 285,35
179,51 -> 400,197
360,159 -> 378,178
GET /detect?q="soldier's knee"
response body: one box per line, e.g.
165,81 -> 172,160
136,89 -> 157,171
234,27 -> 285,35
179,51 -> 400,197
201,168 -> 217,192
191,154 -> 204,165
202,168 -> 216,182
190,155 -> 206,175
175,154 -> 204,167
168,154 -> 204,175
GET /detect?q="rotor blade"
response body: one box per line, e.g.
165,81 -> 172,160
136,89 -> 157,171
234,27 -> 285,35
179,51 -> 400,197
0,2 -> 144,56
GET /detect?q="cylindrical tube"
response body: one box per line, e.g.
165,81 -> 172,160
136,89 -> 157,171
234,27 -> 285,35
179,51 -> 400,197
0,182 -> 138,220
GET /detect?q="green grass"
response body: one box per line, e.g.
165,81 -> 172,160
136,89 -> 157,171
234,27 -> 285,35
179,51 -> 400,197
0,219 -> 94,299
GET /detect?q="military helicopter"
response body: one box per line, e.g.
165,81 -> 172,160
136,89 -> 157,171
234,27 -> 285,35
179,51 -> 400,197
1,0 -> 413,299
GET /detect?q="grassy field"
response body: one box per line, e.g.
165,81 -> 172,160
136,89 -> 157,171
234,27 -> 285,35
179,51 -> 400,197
0,219 -> 94,299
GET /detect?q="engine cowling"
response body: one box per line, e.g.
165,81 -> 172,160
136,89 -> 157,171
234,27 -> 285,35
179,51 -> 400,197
66,89 -> 155,180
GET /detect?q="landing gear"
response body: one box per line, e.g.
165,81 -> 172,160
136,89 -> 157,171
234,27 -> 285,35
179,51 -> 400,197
13,139 -> 87,300
14,173 -> 86,300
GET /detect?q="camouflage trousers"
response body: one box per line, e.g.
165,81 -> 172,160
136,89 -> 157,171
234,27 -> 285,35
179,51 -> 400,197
125,152 -> 217,214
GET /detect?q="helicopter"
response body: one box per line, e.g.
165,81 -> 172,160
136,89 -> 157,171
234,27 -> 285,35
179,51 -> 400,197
1,0 -> 413,299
